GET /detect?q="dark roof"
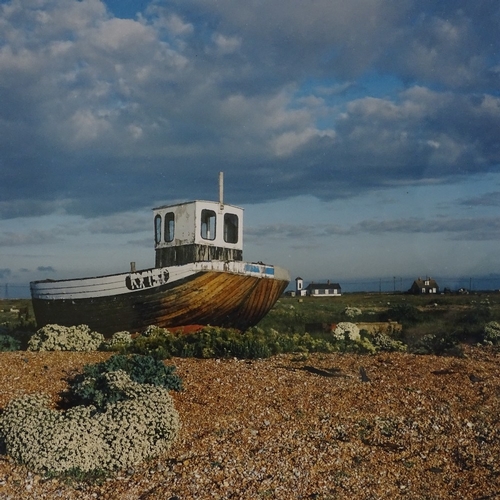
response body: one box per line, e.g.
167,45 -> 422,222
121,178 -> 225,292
412,278 -> 439,288
305,283 -> 341,290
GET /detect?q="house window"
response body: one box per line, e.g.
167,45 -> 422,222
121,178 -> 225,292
164,212 -> 174,242
201,209 -> 216,240
422,288 -> 426,293
154,214 -> 162,244
224,213 -> 238,243
425,280 -> 429,286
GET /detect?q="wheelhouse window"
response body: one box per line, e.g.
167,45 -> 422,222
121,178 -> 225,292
224,213 -> 238,243
201,209 -> 216,240
154,214 -> 162,244
164,212 -> 175,242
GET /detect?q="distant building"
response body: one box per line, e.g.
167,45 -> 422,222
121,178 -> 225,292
294,277 -> 307,297
294,277 -> 342,297
409,277 -> 439,295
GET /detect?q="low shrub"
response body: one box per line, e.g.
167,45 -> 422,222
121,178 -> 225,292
369,331 -> 407,352
461,306 -> 491,326
0,371 -> 179,475
62,354 -> 182,411
28,324 -> 104,352
333,322 -> 360,341
121,325 -> 337,359
408,332 -> 462,356
0,334 -> 21,352
483,321 -> 500,345
343,307 -> 362,319
103,331 -> 133,350
385,303 -> 421,325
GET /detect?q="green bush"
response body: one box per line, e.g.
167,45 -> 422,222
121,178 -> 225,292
461,305 -> 491,325
408,332 -> 461,356
102,331 -> 133,350
62,354 -> 182,411
121,325 -> 338,359
371,331 -> 407,352
483,321 -> 500,345
385,303 -> 421,325
343,307 -> 362,319
0,334 -> 21,352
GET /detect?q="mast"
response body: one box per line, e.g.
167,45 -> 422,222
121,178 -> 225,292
219,171 -> 224,208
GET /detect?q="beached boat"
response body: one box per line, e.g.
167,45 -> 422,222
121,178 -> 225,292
30,174 -> 290,336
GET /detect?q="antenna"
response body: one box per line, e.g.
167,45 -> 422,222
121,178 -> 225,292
219,171 -> 224,207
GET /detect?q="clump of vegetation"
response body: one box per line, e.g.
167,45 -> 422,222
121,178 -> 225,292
0,321 -> 35,351
384,303 -> 422,325
62,354 -> 182,411
333,322 -> 360,341
482,321 -> 500,345
102,331 -> 133,350
0,334 -> 21,352
0,371 -> 179,475
28,324 -> 104,352
408,331 -> 462,356
460,305 -> 492,340
343,307 -> 362,319
121,324 -> 410,358
121,325 -> 338,359
370,331 -> 407,352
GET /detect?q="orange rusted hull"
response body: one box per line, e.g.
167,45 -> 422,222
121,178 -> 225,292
31,264 -> 289,336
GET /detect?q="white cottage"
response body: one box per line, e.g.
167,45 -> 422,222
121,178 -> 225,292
294,277 -> 342,297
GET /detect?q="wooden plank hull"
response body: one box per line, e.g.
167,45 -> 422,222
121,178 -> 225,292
30,261 -> 289,336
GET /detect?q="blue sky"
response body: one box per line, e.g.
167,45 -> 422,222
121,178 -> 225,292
1,0 -> 500,296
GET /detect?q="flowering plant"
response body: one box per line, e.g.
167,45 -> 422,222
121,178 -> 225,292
0,371 -> 179,474
27,324 -> 104,351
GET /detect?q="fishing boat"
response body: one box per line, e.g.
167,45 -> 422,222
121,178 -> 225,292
30,173 -> 290,336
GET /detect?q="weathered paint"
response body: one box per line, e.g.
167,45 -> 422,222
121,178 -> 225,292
155,244 -> 243,267
125,269 -> 170,290
31,263 -> 289,336
153,200 -> 244,251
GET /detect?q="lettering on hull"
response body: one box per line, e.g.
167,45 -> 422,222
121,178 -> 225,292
125,269 -> 170,291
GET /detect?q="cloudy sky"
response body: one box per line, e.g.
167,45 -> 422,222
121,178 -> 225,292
1,0 -> 500,296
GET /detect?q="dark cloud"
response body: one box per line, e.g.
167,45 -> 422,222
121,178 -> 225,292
89,212 -> 150,234
37,266 -> 56,273
459,191 -> 500,207
250,216 -> 500,241
347,217 -> 500,240
0,0 -> 499,220
0,230 -> 63,247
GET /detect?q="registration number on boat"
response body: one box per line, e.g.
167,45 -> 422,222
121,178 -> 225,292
125,269 -> 170,290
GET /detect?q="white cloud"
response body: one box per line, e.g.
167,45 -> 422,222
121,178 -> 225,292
273,128 -> 335,157
212,33 -> 241,54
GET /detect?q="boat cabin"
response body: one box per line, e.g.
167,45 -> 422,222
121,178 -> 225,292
153,200 -> 244,267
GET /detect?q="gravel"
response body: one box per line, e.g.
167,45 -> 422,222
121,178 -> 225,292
0,347 -> 499,499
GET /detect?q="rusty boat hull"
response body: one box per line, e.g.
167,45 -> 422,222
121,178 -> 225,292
30,261 -> 290,336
